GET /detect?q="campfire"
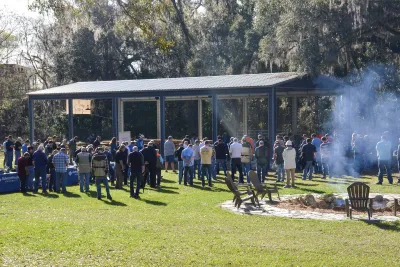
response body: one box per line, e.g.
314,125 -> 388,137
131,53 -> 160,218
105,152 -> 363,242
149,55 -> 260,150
277,194 -> 397,214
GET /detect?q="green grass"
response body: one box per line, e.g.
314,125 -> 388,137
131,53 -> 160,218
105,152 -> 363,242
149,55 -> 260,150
1,155 -> 400,266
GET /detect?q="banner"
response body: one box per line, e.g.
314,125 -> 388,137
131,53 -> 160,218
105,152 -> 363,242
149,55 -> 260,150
119,131 -> 132,145
0,173 -> 20,193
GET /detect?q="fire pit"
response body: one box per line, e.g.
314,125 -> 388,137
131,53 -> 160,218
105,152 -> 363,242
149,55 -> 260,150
220,193 -> 400,222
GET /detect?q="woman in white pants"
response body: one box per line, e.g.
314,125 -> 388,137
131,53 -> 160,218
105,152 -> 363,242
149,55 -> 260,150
282,140 -> 296,188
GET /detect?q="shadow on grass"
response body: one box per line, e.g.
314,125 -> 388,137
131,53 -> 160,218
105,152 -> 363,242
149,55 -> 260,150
86,190 -> 98,198
141,199 -> 167,206
102,199 -> 127,207
112,187 -> 130,193
63,191 -> 81,198
362,220 -> 400,231
22,192 -> 37,197
191,184 -> 231,193
160,185 -> 179,190
160,179 -> 176,184
148,187 -> 179,194
42,193 -> 60,198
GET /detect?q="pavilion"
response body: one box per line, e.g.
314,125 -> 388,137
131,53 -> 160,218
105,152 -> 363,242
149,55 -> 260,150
26,72 -> 345,155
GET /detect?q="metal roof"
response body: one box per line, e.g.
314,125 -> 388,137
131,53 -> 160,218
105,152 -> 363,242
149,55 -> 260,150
27,72 -> 303,96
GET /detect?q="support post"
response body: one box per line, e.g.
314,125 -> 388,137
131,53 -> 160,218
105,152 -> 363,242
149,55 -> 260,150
28,97 -> 35,143
268,88 -> 277,156
198,99 -> 203,139
291,96 -> 298,136
157,99 -> 161,139
112,98 -> 119,139
68,99 -> 74,140
212,94 -> 218,142
243,98 -> 248,135
118,99 -> 124,133
159,96 -> 166,156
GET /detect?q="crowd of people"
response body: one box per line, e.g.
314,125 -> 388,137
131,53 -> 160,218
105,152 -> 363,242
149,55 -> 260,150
162,132 -> 400,188
2,130 -> 400,200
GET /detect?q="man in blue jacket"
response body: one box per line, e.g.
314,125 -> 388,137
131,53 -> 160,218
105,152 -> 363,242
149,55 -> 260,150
32,145 -> 48,193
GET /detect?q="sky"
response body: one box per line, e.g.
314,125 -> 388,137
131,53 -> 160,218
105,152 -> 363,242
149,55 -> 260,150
1,0 -> 39,17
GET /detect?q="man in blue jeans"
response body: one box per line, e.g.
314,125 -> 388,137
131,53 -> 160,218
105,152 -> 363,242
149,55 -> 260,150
128,146 -> 145,199
175,143 -> 184,184
53,148 -> 69,193
91,147 -> 112,200
320,137 -> 332,179
376,135 -> 393,185
300,138 -> 316,180
181,144 -> 194,186
200,141 -> 213,187
76,147 -> 92,192
214,139 -> 228,177
5,135 -> 14,169
32,145 -> 48,193
193,139 -> 201,179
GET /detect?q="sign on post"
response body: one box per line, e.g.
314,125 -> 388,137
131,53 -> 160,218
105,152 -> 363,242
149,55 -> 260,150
119,131 -> 131,145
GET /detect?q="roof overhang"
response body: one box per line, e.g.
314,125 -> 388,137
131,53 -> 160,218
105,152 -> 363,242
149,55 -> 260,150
27,72 -> 346,100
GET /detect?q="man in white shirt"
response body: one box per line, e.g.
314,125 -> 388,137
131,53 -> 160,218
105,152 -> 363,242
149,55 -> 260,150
229,138 -> 244,183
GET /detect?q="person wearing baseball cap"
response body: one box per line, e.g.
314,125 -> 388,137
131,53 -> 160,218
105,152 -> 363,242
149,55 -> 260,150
282,140 -> 296,188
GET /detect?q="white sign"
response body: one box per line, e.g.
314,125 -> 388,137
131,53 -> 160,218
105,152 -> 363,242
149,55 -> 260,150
119,131 -> 131,145
66,99 -> 92,115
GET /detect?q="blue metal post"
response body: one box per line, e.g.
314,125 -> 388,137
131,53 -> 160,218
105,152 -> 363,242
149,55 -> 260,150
212,94 -> 218,142
159,96 -> 166,156
68,99 -> 74,140
112,98 -> 119,139
268,88 -> 277,156
28,97 -> 34,143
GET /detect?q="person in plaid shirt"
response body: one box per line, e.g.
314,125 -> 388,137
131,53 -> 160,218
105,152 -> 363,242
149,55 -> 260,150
53,148 -> 69,193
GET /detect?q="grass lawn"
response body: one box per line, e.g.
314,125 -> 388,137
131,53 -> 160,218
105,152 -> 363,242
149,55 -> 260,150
1,154 -> 400,266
